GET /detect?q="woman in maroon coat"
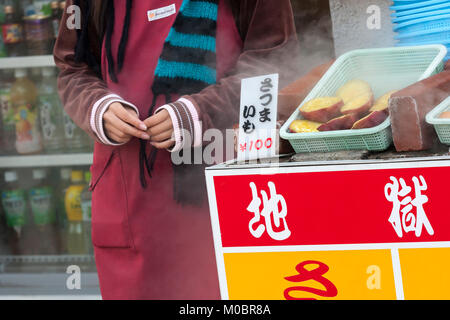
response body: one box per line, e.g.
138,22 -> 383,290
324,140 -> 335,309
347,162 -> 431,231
54,0 -> 300,299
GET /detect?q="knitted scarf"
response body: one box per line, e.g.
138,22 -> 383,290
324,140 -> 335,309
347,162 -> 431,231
75,0 -> 219,204
142,0 -> 219,194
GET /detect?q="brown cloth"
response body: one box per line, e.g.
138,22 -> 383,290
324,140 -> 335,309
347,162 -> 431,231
54,0 -> 302,204
54,0 -> 302,143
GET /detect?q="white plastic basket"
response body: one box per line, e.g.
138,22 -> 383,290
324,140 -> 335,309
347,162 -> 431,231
426,96 -> 450,145
280,45 -> 448,153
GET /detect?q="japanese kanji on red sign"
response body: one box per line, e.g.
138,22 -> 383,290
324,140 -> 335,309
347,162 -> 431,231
206,159 -> 450,300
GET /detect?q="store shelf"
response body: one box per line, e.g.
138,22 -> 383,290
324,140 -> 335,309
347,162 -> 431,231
0,153 -> 93,168
0,55 -> 55,69
0,254 -> 94,265
0,273 -> 101,297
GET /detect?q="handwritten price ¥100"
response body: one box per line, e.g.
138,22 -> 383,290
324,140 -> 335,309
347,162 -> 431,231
240,138 -> 274,152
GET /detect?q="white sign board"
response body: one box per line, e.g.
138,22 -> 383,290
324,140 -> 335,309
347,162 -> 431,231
238,74 -> 279,161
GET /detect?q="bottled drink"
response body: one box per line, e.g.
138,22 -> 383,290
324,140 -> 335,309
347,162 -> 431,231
1,170 -> 27,254
2,1 -> 25,57
63,111 -> 90,153
30,67 -> 41,83
0,1 -> 5,24
0,1 -> 7,57
0,69 -> 15,154
0,30 -> 7,57
28,168 -> 59,254
0,199 -> 12,254
50,1 -> 61,46
0,6 -> 7,58
24,14 -> 53,55
56,167 -> 70,254
0,105 -> 2,152
59,1 -> 66,13
65,170 -> 86,254
22,0 -> 37,17
38,67 -> 65,153
80,171 -> 92,254
10,68 -> 42,154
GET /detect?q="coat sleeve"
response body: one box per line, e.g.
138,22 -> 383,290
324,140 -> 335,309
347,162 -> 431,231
53,0 -> 138,145
158,0 -> 302,152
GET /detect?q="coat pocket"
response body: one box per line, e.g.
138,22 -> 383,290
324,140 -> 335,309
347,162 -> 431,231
90,148 -> 134,249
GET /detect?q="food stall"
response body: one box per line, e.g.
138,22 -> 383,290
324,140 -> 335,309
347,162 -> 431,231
205,7 -> 450,299
0,0 -> 448,300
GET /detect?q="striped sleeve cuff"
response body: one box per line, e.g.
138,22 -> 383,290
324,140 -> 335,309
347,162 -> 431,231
155,97 -> 202,153
90,94 -> 140,146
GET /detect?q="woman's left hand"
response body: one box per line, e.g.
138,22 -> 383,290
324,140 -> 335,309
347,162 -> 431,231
144,109 -> 175,149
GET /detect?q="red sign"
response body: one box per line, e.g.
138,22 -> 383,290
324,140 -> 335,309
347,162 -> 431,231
213,166 -> 450,247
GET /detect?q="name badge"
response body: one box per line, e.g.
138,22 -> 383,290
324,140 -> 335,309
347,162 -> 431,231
147,4 -> 177,22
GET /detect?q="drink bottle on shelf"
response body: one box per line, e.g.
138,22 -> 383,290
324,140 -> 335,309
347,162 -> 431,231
65,170 -> 87,255
63,111 -> 91,153
24,13 -> 53,56
0,1 -> 5,24
0,1 -> 8,58
38,67 -> 65,153
0,32 -> 6,57
10,68 -> 42,154
1,170 -> 27,254
56,167 -> 70,254
2,1 -> 26,57
0,200 -> 12,254
28,168 -> 59,254
30,67 -> 41,83
59,1 -> 66,14
0,69 -> 16,154
21,0 -> 37,17
50,1 -> 61,46
0,105 -> 3,152
80,170 -> 92,254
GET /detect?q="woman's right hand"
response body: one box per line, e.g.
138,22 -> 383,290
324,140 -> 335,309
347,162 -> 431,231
103,102 -> 150,144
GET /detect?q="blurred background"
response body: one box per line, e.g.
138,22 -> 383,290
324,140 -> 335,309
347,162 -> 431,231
0,0 -> 446,299
0,0 -> 98,299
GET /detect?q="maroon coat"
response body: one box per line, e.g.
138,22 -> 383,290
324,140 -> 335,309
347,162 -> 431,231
54,0 -> 299,299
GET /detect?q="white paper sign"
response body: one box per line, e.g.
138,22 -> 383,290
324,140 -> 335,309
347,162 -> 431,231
147,4 -> 177,22
238,74 -> 279,161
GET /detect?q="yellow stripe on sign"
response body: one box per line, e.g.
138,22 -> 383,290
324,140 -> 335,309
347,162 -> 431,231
223,250 -> 397,300
399,247 -> 450,300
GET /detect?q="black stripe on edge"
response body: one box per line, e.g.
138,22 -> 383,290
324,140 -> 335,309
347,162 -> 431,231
152,77 -> 212,96
159,43 -> 216,69
172,16 -> 217,38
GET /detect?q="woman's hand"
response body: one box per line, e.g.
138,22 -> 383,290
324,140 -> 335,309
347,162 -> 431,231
103,102 -> 150,144
144,109 -> 175,149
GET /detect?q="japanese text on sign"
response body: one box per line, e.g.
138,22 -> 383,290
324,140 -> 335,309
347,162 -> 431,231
385,175 -> 434,238
246,181 -> 291,241
238,74 -> 278,161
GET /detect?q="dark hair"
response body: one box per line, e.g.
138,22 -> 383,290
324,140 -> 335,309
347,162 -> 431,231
74,0 -> 132,81
91,0 -> 107,36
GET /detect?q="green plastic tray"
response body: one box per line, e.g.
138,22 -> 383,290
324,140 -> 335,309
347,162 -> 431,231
426,96 -> 450,145
280,45 -> 448,153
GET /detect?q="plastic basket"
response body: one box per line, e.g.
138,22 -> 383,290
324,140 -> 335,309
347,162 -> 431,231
390,0 -> 449,13
280,45 -> 447,153
395,26 -> 450,43
396,38 -> 450,46
395,41 -> 450,60
393,0 -> 429,3
393,14 -> 450,33
391,2 -> 450,17
426,97 -> 450,145
393,0 -> 439,5
392,9 -> 450,23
